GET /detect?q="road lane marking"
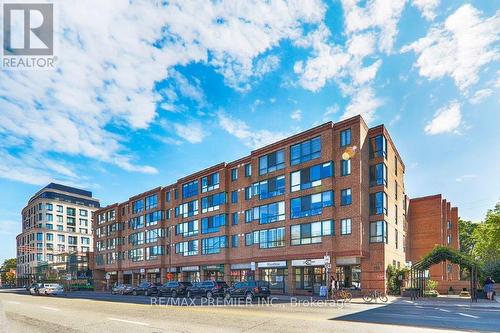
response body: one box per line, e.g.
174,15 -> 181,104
41,306 -> 60,311
107,317 -> 150,326
458,313 -> 479,319
415,306 -> 424,309
439,308 -> 451,313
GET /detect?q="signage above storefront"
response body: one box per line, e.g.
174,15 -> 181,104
231,263 -> 252,270
336,257 -> 360,265
291,259 -> 325,267
146,268 -> 160,273
257,261 -> 287,268
181,266 -> 199,272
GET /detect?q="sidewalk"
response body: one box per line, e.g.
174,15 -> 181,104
393,295 -> 500,308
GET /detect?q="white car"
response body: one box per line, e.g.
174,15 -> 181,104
30,283 -> 65,296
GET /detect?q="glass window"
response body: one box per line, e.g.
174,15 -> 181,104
340,188 -> 352,206
132,199 -> 144,214
79,209 -> 88,217
57,205 -> 63,213
46,213 -> 53,222
259,150 -> 285,175
201,172 -> 220,193
231,190 -> 238,204
341,218 -> 352,235
201,214 -> 226,234
145,246 -> 164,260
231,212 -> 238,225
201,192 -> 226,213
370,221 -> 387,243
257,227 -> 285,248
46,233 -> 53,241
166,191 -> 171,202
231,168 -> 238,181
370,192 -> 388,215
45,203 -> 53,211
369,163 -> 387,186
290,220 -> 333,245
129,215 -> 145,229
245,163 -> 252,177
175,240 -> 198,256
145,210 -> 163,226
290,191 -> 333,219
369,135 -> 387,159
66,207 -> 76,216
251,175 -> 286,199
246,201 -> 285,224
176,220 -> 198,237
340,129 -> 351,147
231,235 -> 239,248
290,136 -> 321,166
175,200 -> 199,218
291,162 -> 333,192
201,236 -> 227,254
182,180 -> 199,199
341,159 -> 351,176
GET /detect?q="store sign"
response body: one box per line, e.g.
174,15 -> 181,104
257,261 -> 286,268
146,268 -> 160,273
291,259 -> 325,267
231,263 -> 251,270
202,264 -> 224,270
251,262 -> 256,271
140,268 -> 145,274
336,257 -> 360,265
181,266 -> 199,272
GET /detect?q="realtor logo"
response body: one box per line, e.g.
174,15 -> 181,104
2,2 -> 56,69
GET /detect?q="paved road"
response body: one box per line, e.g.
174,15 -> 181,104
0,289 -> 498,333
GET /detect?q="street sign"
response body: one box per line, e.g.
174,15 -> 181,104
324,255 -> 330,264
105,273 -> 110,280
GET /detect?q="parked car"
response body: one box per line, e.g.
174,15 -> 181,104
130,282 -> 161,296
111,283 -> 126,294
225,280 -> 271,301
29,283 -> 65,296
159,281 -> 192,298
186,280 -> 228,299
119,284 -> 135,295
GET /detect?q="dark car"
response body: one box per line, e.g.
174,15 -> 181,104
131,282 -> 161,296
225,280 -> 271,301
159,281 -> 192,298
186,280 -> 228,299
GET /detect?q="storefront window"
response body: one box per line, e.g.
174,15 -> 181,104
336,265 -> 361,289
260,268 -> 287,293
230,270 -> 254,283
294,267 -> 325,294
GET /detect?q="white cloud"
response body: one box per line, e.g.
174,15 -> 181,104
341,87 -> 382,123
402,4 -> 500,91
424,101 -> 462,135
456,174 -> 478,182
469,89 -> 493,104
0,0 -> 327,184
217,112 -> 289,149
290,110 -> 302,121
412,0 -> 440,21
323,105 -> 339,121
173,122 -> 208,144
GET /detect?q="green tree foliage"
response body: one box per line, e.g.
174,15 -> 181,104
1,258 -> 17,285
386,265 -> 409,295
458,218 -> 477,256
472,203 -> 500,282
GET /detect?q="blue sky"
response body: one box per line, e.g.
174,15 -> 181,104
0,0 -> 499,264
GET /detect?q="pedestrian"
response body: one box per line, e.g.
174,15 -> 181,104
484,277 -> 495,300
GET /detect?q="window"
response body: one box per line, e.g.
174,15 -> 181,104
369,163 -> 387,186
174,189 -> 178,200
447,221 -> 452,229
231,235 -> 239,248
341,218 -> 352,235
80,209 -> 88,217
146,246 -> 164,260
166,191 -> 171,202
129,216 -> 145,229
231,168 -> 238,181
57,234 -> 65,243
176,220 -> 198,237
145,228 -> 164,243
259,149 -> 285,175
340,188 -> 352,206
395,205 -> 398,225
46,223 -> 53,230
370,221 -> 387,243
46,233 -> 54,241
251,175 -> 286,199
81,237 -> 90,245
145,194 -> 158,210
290,191 -> 333,219
128,248 -> 144,262
175,200 -> 199,218
46,213 -> 53,222
201,236 -> 227,254
201,172 -> 220,193
182,181 -> 199,199
395,229 -> 398,249
369,135 -> 387,159
67,207 -> 76,216
395,181 -> 398,200
290,136 -> 321,166
45,203 -> 53,211
341,159 -> 351,176
231,190 -> 238,204
394,156 -> 398,175
57,215 -> 63,223
340,129 -> 351,147
291,162 -> 333,192
245,201 -> 285,224
80,218 -> 88,226
57,205 -> 63,213
201,214 -> 226,234
370,192 -> 388,215
244,163 -> 252,177
132,199 -> 144,214
291,220 -> 333,245
447,235 -> 452,245
67,217 -> 76,226
245,227 -> 285,248
201,192 -> 226,213
128,232 -> 144,245
145,210 -> 163,226
231,212 -> 238,225
57,225 -> 63,231
68,236 -> 77,245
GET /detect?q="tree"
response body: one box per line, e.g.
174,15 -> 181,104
471,203 -> 500,282
1,258 -> 16,285
458,218 -> 477,256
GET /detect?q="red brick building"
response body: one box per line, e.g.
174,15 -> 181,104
408,195 -> 462,293
92,115 -> 459,294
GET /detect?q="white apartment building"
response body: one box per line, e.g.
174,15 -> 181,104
16,183 -> 99,285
